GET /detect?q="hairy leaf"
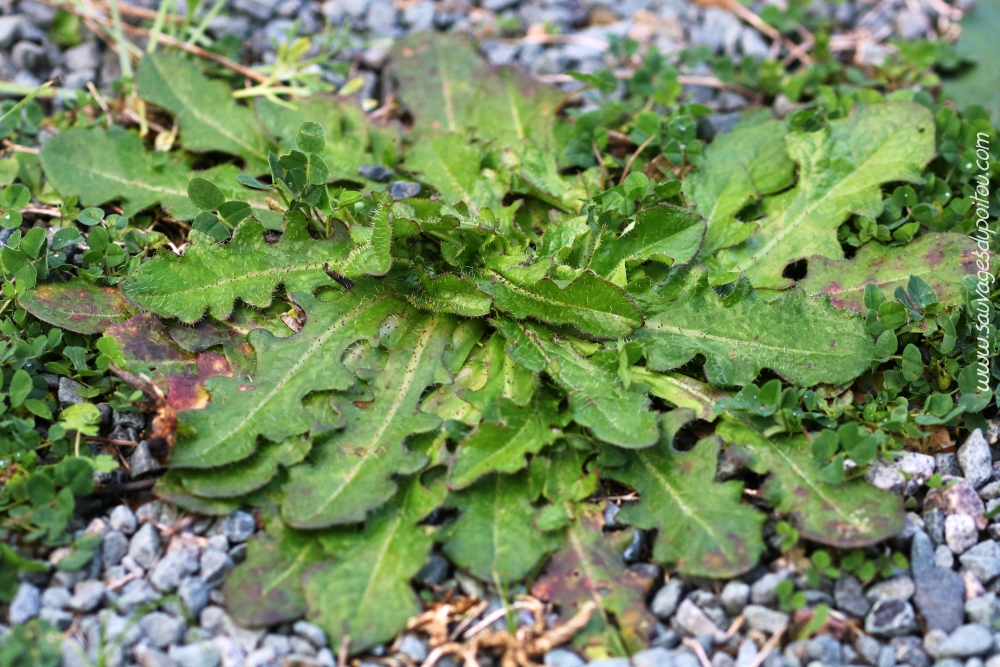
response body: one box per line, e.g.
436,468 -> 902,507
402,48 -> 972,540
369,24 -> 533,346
497,318 -> 659,448
176,436 -> 311,499
390,32 -> 483,137
404,133 -> 505,214
683,119 -> 795,259
137,53 -> 273,173
449,396 -> 558,489
718,420 -> 905,546
634,267 -> 874,386
531,503 -> 656,657
475,269 -> 643,340
224,510 -> 325,627
170,287 -> 403,468
589,204 -> 705,279
601,423 -> 766,578
281,313 -> 456,528
442,471 -> 560,583
39,128 -> 281,226
459,331 -> 536,422
716,102 -> 936,288
302,475 -> 446,653
632,367 -> 726,421
120,207 -> 390,323
18,278 -> 131,334
800,232 -> 980,311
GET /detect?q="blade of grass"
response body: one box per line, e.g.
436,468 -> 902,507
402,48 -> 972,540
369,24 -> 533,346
106,0 -> 134,79
146,0 -> 173,53
185,0 -> 227,46
0,80 -> 56,126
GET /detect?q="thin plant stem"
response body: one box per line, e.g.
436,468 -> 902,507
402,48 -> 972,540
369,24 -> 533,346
185,0 -> 226,46
147,0 -> 173,53
106,0 -> 134,78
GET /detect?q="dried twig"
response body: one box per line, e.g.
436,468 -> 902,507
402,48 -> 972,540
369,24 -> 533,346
747,626 -> 786,667
619,134 -> 655,185
681,638 -> 714,667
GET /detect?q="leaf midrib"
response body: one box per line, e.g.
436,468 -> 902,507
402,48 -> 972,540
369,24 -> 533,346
302,319 -> 438,521
645,320 -> 863,359
733,117 -> 920,274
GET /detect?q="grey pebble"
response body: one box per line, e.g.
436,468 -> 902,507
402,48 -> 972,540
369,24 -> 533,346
743,604 -> 789,634
169,642 -> 221,667
38,606 -> 74,630
263,634 -> 292,656
180,576 -> 210,616
735,639 -> 757,667
134,644 -> 177,667
69,579 -> 105,612
110,504 -> 138,535
960,540 -> 1000,584
938,624 -> 994,657
720,580 -> 750,616
398,634 -> 427,662
959,429 -> 993,489
140,611 -> 186,649
8,581 -> 40,624
293,620 -> 328,648
834,574 -> 871,617
935,544 -> 956,569
674,599 -> 725,641
865,598 -> 918,637
131,440 -> 163,476
751,571 -> 792,606
914,564 -> 965,633
389,180 -> 421,200
966,593 -> 999,627
945,514 -> 979,554
804,634 -> 841,664
103,530 -> 129,567
866,576 -> 915,602
222,511 -> 256,543
290,635 -> 318,656
129,523 -> 162,569
151,549 -> 200,593
544,648 -> 585,667
200,548 -> 235,588
58,376 -> 85,405
40,586 -> 71,609
650,579 -> 684,619
117,579 -> 162,614
358,164 -> 393,183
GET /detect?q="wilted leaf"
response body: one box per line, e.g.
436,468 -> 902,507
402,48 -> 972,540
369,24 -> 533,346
302,475 -> 446,653
716,102 -> 936,289
224,509 -> 325,627
442,470 -> 560,583
18,278 -> 131,333
137,53 -> 273,173
635,267 -> 874,386
170,287 -> 403,468
717,420 -> 905,546
683,118 -> 795,259
531,503 -> 656,657
120,207 -> 389,323
601,422 -> 766,578
280,312 -> 455,528
800,232 -> 980,311
390,32 -> 483,137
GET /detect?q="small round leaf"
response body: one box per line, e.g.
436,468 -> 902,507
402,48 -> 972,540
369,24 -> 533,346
296,121 -> 325,153
187,177 -> 226,211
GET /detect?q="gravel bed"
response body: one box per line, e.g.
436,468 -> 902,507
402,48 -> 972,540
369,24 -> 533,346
1,0 -> 992,664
